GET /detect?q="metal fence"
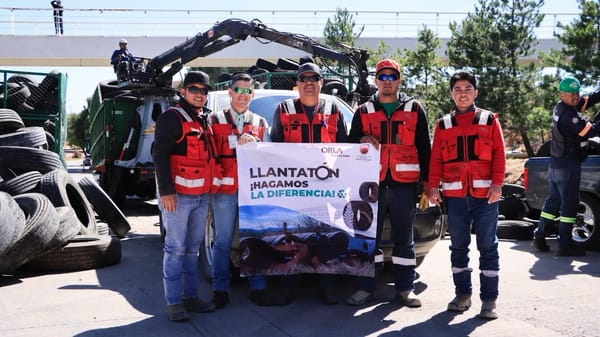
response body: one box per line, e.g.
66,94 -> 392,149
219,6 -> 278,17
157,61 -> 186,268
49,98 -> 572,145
0,7 -> 578,38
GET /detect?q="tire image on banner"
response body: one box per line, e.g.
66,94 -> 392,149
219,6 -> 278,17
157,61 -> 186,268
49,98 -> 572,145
343,200 -> 374,231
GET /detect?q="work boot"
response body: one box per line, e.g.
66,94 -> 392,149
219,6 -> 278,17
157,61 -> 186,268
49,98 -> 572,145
183,297 -> 215,313
166,303 -> 190,322
395,290 -> 422,308
478,301 -> 498,320
556,246 -> 586,257
212,291 -> 230,309
447,294 -> 472,312
531,237 -> 550,252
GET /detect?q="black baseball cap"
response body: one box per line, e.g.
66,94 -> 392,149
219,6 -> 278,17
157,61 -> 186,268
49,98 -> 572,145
183,71 -> 213,90
296,62 -> 321,78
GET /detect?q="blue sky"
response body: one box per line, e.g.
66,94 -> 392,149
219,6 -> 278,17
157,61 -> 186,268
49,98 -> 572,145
1,0 -> 583,113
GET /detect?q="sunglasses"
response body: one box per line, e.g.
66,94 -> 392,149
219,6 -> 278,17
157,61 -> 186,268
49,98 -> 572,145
232,86 -> 253,95
377,73 -> 398,82
185,86 -> 209,95
297,75 -> 321,83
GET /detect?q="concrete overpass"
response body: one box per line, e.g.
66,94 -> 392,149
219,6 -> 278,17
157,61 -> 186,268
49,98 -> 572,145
0,35 -> 562,67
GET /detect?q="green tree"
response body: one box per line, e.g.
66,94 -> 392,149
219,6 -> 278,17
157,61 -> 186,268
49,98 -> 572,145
323,8 -> 364,48
446,0 -> 545,156
543,0 -> 600,86
67,107 -> 89,150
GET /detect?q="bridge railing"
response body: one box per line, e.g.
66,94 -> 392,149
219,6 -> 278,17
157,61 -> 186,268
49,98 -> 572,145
0,7 -> 577,38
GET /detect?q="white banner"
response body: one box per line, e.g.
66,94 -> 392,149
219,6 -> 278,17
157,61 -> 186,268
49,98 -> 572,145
236,142 -> 379,277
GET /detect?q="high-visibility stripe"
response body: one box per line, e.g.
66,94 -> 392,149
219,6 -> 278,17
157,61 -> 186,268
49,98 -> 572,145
395,163 -> 420,172
481,269 -> 499,277
365,101 -> 376,113
451,266 -> 473,274
220,177 -> 235,186
472,179 -> 492,188
540,211 -> 558,221
323,100 -> 332,116
442,115 -> 453,129
392,256 -> 416,266
174,176 -> 205,188
284,99 -> 297,114
404,100 -> 415,112
374,254 -> 384,263
442,181 -> 463,190
560,216 -> 577,224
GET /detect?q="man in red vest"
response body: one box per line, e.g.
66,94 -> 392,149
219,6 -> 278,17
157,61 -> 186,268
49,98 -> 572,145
428,70 -> 505,320
346,58 -> 431,308
152,71 -> 218,321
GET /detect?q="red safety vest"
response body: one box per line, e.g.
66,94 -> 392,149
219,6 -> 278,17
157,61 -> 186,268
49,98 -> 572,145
209,108 -> 267,193
436,108 -> 496,198
278,98 -> 338,143
168,107 -> 220,195
358,100 -> 420,183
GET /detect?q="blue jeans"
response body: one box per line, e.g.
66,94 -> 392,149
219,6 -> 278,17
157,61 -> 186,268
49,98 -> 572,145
538,164 -> 581,249
211,192 -> 265,291
358,183 -> 417,293
446,195 -> 499,302
159,193 -> 209,305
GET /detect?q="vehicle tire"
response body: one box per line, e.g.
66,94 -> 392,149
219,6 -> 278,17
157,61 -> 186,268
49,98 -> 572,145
200,207 -> 215,280
343,200 -> 374,231
0,191 -> 26,256
39,169 -> 97,235
255,58 -> 278,72
416,255 -> 425,268
0,126 -> 48,148
77,176 -> 130,238
0,170 -> 42,195
20,234 -> 122,273
322,80 -> 348,99
496,220 -> 535,240
572,193 -> 600,250
0,108 -> 25,133
0,193 -> 60,274
359,182 -> 379,203
36,206 -> 82,260
0,146 -> 63,174
276,58 -> 299,71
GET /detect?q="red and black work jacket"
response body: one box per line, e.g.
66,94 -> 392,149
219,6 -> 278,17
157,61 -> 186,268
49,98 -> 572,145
209,108 -> 267,193
168,106 -> 220,195
277,98 -> 339,143
357,100 -> 421,183
435,108 -> 498,198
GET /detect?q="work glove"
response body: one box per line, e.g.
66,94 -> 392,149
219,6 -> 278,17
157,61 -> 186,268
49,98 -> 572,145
418,192 -> 429,211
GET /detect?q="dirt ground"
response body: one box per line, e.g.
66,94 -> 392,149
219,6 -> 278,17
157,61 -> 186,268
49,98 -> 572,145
505,158 -> 526,185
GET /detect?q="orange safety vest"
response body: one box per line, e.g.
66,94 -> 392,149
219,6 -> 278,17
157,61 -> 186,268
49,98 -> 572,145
436,108 -> 496,198
278,98 -> 338,143
358,100 -> 420,183
168,107 -> 220,195
209,108 -> 267,194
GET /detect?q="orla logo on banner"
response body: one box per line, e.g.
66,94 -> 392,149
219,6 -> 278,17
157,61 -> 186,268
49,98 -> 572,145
236,142 -> 379,277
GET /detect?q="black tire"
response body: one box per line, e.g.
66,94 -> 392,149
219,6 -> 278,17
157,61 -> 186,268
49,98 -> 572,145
98,79 -> 129,99
322,80 -> 348,99
39,169 -> 97,235
43,206 -> 81,254
255,58 -> 278,72
496,220 -> 535,240
20,234 -> 122,273
343,200 -> 374,231
6,84 -> 31,110
0,193 -> 60,274
572,193 -> 600,250
276,58 -> 299,71
0,108 -> 25,134
0,171 -> 42,195
0,127 -> 48,148
78,176 -> 130,238
0,146 -> 63,174
0,191 -> 26,256
359,182 -> 379,203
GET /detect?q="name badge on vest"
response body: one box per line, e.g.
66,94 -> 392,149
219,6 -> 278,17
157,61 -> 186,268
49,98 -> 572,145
228,134 -> 238,149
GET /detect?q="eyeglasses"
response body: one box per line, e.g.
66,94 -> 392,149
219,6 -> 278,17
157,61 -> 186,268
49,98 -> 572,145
232,86 -> 253,95
377,73 -> 398,82
185,86 -> 209,95
297,75 -> 321,83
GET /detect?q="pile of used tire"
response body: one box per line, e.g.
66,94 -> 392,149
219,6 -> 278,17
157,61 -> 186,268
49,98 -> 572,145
0,108 -> 131,276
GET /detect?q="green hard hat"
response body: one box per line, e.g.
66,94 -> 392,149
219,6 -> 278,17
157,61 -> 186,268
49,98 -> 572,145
559,76 -> 581,93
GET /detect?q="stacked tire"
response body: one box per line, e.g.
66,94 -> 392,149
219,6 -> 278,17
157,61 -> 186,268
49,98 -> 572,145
0,110 -> 128,275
